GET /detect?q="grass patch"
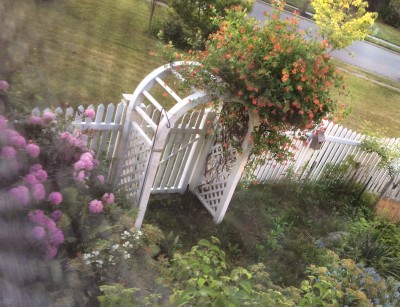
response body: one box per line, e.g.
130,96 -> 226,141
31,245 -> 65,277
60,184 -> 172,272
2,0 -> 168,112
373,21 -> 400,47
338,70 -> 400,137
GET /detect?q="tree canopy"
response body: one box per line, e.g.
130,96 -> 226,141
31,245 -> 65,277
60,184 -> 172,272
312,0 -> 378,51
168,0 -> 253,49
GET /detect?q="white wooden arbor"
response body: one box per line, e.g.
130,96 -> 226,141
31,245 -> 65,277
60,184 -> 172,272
109,62 -> 256,228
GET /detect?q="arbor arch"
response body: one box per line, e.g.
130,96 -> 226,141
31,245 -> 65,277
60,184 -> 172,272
110,62 -> 256,228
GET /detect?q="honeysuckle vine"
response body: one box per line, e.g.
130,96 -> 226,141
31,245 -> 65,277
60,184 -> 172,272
164,1 -> 349,161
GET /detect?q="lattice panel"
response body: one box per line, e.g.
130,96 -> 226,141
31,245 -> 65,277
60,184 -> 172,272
117,127 -> 152,202
195,144 -> 237,215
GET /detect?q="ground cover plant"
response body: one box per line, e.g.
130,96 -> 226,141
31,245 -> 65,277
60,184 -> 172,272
144,174 -> 400,305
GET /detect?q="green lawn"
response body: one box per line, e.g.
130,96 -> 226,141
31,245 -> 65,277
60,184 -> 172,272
2,0 -> 167,112
340,73 -> 400,137
373,21 -> 400,46
1,0 -> 399,137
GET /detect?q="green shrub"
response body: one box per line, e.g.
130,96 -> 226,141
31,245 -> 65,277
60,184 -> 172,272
158,17 -> 190,50
338,218 -> 400,279
165,237 -> 298,306
301,251 -> 400,306
379,5 -> 400,28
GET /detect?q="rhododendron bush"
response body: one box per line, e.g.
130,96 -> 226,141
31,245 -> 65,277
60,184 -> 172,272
0,112 -> 121,253
170,2 -> 348,158
0,112 -> 150,304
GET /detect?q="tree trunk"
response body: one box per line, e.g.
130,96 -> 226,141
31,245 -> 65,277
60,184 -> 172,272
147,0 -> 157,33
300,0 -> 311,17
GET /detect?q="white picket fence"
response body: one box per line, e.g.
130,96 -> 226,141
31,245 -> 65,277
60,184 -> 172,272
247,122 -> 400,201
32,98 -> 127,166
32,102 -> 400,203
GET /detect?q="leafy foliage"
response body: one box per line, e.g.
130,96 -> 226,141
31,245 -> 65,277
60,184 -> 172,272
167,0 -> 253,50
312,0 -> 378,50
164,237 -> 298,306
169,2 -> 347,159
302,251 -> 400,306
338,218 -> 400,279
360,136 -> 400,178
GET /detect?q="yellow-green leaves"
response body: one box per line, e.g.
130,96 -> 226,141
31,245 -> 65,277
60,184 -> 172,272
312,0 -> 378,51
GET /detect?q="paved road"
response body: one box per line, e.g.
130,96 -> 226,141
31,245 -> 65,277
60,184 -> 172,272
250,1 -> 400,82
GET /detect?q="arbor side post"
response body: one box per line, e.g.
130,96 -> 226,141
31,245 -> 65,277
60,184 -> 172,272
213,121 -> 256,223
134,136 -> 166,229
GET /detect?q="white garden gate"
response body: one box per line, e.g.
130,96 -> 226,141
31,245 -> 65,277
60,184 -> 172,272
108,62 -> 255,228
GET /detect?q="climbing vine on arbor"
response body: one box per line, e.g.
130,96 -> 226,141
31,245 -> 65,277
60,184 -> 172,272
167,1 -> 348,160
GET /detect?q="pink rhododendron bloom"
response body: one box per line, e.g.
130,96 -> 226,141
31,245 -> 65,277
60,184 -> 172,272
29,209 -> 46,224
0,116 -> 7,130
34,169 -> 48,182
80,152 -> 93,161
1,146 -> 16,159
50,228 -> 64,245
70,137 -> 85,148
0,80 -> 9,93
102,193 -> 114,205
89,199 -> 103,213
48,192 -> 62,205
26,143 -> 40,158
32,226 -> 46,240
59,131 -> 73,141
29,210 -> 64,259
10,135 -> 26,148
9,186 -> 30,206
24,174 -> 38,186
84,108 -> 95,119
46,246 -> 58,259
73,160 -> 86,171
97,175 -> 105,184
5,128 -> 19,139
43,111 -> 56,121
93,159 -> 100,168
31,183 -> 46,201
83,159 -> 93,171
73,170 -> 85,182
51,210 -> 63,222
28,116 -> 43,126
30,164 -> 43,172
